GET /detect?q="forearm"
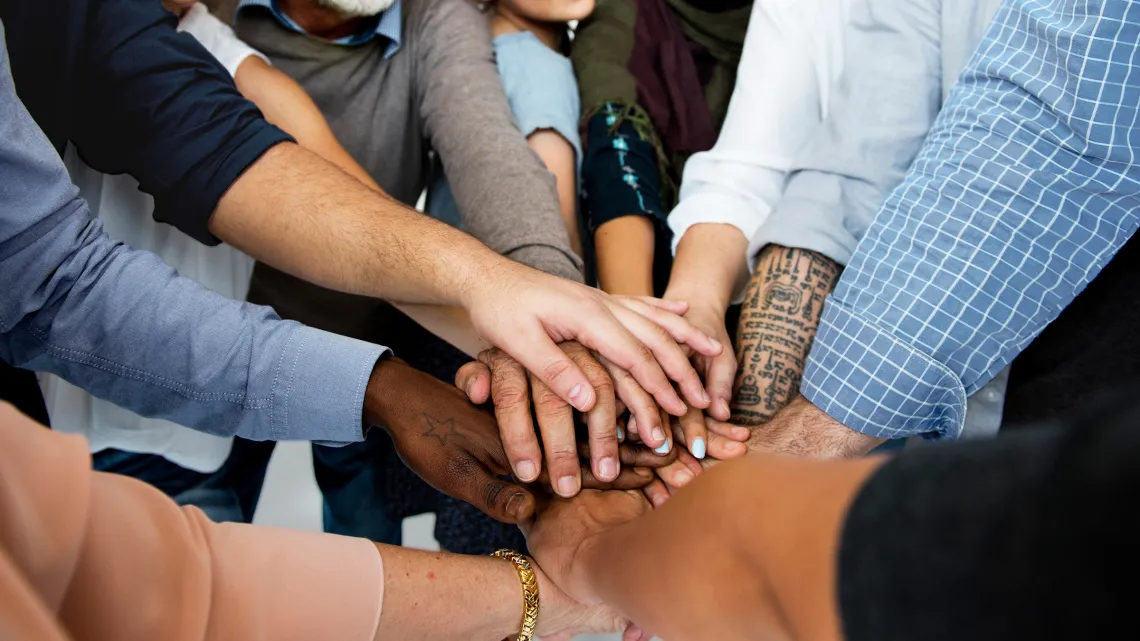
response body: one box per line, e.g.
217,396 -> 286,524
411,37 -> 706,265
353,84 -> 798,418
392,304 -> 489,357
230,59 -> 488,353
664,223 -> 750,310
374,547 -> 524,641
528,129 -> 583,258
578,455 -> 882,641
209,142 -> 506,307
594,216 -> 656,296
732,245 -> 840,425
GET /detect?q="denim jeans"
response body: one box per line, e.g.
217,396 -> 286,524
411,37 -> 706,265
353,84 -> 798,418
93,433 -> 403,545
93,437 -> 274,524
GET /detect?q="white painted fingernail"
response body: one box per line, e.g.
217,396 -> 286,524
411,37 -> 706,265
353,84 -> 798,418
692,437 -> 706,460
654,440 -> 672,455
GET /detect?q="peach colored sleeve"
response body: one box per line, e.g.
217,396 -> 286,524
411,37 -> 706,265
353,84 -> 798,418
0,403 -> 384,641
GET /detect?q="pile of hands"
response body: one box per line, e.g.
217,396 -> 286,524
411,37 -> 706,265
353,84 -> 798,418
375,286 -> 753,639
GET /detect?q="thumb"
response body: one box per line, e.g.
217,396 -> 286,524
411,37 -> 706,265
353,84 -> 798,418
469,473 -> 536,524
454,360 -> 492,404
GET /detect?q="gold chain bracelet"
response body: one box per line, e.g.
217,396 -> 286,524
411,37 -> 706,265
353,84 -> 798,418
492,549 -> 539,641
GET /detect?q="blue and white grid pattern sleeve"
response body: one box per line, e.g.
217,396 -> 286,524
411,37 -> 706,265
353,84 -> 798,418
802,0 -> 1140,440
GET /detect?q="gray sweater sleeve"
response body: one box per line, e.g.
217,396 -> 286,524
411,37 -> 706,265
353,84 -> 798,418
413,0 -> 583,282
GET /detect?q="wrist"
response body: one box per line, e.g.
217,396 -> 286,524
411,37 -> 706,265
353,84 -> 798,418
746,396 -> 886,458
362,355 -> 407,430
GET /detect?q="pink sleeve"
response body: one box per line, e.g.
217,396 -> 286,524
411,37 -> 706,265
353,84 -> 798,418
0,403 -> 384,641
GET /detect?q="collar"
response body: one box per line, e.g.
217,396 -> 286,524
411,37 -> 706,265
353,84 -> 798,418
236,0 -> 402,57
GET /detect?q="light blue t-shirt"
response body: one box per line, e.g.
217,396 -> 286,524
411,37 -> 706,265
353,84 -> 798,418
426,30 -> 581,226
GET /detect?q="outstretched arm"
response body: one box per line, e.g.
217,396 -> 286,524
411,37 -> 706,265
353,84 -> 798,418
0,403 -> 627,641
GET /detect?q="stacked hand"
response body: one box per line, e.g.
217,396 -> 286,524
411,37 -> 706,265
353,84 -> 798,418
456,341 -> 751,501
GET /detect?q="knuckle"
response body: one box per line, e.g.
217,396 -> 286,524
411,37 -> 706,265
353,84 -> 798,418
542,357 -> 575,383
546,444 -> 578,463
534,389 -> 569,412
492,386 -> 529,410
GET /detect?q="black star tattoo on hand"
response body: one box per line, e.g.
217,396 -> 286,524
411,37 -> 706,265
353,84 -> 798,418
422,413 -> 464,445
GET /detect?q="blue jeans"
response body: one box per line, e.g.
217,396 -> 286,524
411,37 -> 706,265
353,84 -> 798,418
93,437 -> 273,524
93,433 -> 403,545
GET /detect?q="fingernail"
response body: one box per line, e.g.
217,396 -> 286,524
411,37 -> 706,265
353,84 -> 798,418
557,475 -> 580,497
701,389 -> 712,404
691,437 -> 706,460
719,399 -> 732,417
505,493 -> 526,520
599,457 -> 618,481
465,379 -> 475,398
654,439 -> 672,455
569,383 -> 589,411
673,469 -> 694,486
728,441 -> 746,453
710,337 -> 722,351
617,425 -> 625,441
516,460 -> 537,482
651,426 -> 666,444
628,415 -> 638,436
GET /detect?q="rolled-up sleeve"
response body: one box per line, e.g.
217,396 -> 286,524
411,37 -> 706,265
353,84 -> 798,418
668,0 -> 846,275
69,0 -> 292,245
802,0 -> 1140,440
0,26 -> 383,443
752,0 -> 943,268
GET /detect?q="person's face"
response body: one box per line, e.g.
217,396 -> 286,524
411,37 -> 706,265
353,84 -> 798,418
498,0 -> 595,24
311,0 -> 397,18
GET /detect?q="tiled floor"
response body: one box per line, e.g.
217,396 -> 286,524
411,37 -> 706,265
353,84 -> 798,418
252,441 -> 619,641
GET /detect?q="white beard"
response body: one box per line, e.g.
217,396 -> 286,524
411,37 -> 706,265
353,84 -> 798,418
312,0 -> 396,18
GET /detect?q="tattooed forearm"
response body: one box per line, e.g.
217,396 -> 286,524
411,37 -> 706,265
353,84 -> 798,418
730,245 -> 841,426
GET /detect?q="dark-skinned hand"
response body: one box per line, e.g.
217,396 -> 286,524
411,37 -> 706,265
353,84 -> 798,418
365,357 -> 665,524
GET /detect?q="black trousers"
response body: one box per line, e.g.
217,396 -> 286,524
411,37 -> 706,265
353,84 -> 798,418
0,362 -> 49,426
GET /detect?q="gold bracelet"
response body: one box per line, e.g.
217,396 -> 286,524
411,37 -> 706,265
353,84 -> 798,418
492,549 -> 539,641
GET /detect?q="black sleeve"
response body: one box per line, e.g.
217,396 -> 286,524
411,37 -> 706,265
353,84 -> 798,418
839,388 -> 1140,641
73,0 -> 292,245
580,106 -> 665,233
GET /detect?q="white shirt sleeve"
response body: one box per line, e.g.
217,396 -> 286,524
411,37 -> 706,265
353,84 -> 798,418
176,3 -> 269,78
667,0 -> 850,278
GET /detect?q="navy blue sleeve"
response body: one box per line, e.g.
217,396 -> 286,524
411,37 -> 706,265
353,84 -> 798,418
580,105 -> 665,234
73,0 -> 292,245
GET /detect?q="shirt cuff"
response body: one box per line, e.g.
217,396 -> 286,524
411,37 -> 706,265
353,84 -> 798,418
668,191 -> 769,302
272,325 -> 388,443
748,194 -> 858,270
801,297 -> 967,440
508,244 -> 585,283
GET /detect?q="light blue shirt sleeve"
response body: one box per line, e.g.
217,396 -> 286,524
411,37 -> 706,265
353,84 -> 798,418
493,31 -> 582,163
757,0 -> 945,266
802,0 -> 1140,440
0,26 -> 385,444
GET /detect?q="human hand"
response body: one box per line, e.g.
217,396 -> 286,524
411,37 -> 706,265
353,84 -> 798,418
521,489 -> 653,605
662,295 -> 737,423
742,395 -> 886,458
635,409 -> 750,507
365,358 -> 658,523
533,560 -> 650,641
455,342 -> 684,496
461,265 -> 722,428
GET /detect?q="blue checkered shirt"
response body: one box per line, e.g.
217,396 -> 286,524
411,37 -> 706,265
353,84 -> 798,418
802,0 -> 1140,439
